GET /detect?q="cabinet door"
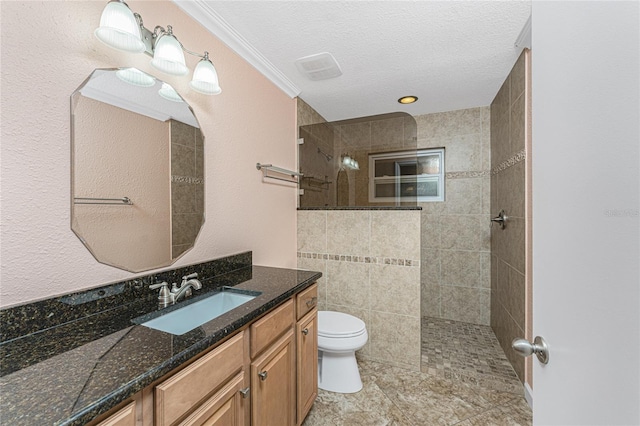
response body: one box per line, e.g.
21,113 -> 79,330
95,401 -> 136,426
156,333 -> 244,425
251,330 -> 295,426
179,372 -> 246,426
296,310 -> 318,425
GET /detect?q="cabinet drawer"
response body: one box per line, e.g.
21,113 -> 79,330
250,299 -> 294,358
156,332 -> 245,426
96,401 -> 136,426
295,284 -> 318,320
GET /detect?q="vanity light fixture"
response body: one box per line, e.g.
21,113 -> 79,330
95,0 -> 222,95
341,154 -> 360,171
398,95 -> 418,104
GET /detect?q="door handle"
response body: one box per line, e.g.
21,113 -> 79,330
258,371 -> 268,381
512,336 -> 549,364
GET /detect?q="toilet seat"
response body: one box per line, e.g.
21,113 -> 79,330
318,311 -> 366,338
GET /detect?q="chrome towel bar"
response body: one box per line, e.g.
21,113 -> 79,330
256,163 -> 302,184
74,197 -> 133,205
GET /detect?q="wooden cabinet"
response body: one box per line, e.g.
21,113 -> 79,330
155,332 -> 246,426
250,330 -> 296,426
295,285 -> 317,320
250,299 -> 295,359
296,310 -> 317,425
95,401 -> 137,426
179,372 -> 247,426
295,284 -> 318,425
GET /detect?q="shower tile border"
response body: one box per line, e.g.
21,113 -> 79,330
491,149 -> 526,176
297,251 -> 420,267
445,170 -> 490,179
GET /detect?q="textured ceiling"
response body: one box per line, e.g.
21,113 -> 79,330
197,1 -> 531,121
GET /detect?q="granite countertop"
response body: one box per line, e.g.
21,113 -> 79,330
0,264 -> 321,426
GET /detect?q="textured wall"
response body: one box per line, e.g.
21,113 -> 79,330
416,107 -> 492,325
298,210 -> 422,370
72,96 -> 172,271
0,1 -> 297,307
490,50 -> 530,383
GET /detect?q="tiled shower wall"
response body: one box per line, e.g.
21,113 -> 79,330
171,120 -> 204,259
490,50 -> 530,383
415,107 -> 492,325
297,210 -> 422,371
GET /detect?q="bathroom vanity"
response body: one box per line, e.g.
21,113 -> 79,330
0,253 -> 320,426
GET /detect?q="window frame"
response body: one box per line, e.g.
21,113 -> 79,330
368,148 -> 445,203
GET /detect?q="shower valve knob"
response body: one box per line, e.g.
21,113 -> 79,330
491,210 -> 508,229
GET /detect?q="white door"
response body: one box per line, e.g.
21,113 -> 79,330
531,2 -> 639,425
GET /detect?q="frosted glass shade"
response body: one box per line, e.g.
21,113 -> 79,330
94,1 -> 145,53
189,58 -> 222,95
116,68 -> 155,87
158,83 -> 183,103
151,34 -> 188,76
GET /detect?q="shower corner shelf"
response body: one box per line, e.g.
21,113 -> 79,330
256,163 -> 303,185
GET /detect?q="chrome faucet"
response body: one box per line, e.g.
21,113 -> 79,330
171,273 -> 203,303
149,273 -> 202,307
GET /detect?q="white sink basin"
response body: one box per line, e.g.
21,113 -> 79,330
138,289 -> 259,335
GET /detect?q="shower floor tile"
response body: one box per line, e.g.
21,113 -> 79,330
421,316 -> 522,393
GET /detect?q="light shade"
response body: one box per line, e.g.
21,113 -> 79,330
158,83 -> 183,103
189,56 -> 222,95
151,32 -> 189,76
94,0 -> 145,53
116,68 -> 155,87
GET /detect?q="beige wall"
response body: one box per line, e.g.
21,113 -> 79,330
490,50 -> 530,383
298,210 -> 422,370
416,107 -> 492,325
72,96 -> 172,271
0,1 -> 297,307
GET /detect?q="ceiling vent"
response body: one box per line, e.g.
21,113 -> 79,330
294,52 -> 342,81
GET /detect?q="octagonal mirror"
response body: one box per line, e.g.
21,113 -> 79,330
71,68 -> 205,272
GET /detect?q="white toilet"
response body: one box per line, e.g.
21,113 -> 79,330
317,311 -> 368,393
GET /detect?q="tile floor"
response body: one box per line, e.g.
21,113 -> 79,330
303,317 -> 532,426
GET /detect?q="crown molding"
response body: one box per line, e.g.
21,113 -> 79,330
174,0 -> 301,98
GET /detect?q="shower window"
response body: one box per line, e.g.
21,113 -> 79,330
368,148 -> 445,202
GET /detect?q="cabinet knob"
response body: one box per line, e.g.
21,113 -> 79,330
258,371 -> 268,381
302,328 -> 309,335
305,296 -> 317,308
239,387 -> 250,398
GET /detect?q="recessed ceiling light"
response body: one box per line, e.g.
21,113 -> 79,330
398,95 -> 418,104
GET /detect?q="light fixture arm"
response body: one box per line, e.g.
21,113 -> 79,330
136,19 -> 207,61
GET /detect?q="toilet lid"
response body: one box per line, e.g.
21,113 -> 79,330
318,311 -> 366,337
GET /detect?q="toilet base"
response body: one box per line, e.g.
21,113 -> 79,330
318,350 -> 362,393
